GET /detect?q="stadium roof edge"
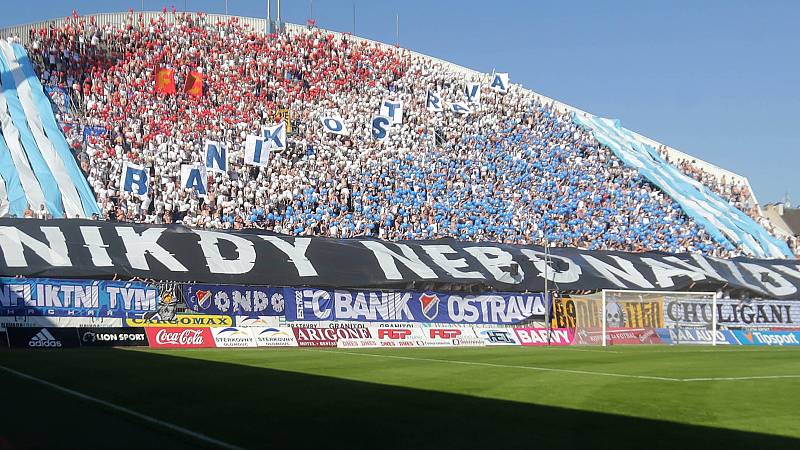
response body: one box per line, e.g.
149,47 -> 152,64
0,10 -> 759,207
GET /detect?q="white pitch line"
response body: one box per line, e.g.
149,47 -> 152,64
682,375 -> 800,382
306,349 -> 680,382
0,364 -> 245,450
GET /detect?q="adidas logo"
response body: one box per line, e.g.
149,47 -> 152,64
28,329 -> 62,348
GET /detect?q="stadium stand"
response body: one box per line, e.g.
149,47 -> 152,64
0,10 -> 795,259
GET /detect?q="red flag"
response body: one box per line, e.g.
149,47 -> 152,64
184,71 -> 204,97
155,67 -> 176,94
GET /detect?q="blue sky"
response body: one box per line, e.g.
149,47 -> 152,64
2,0 -> 797,205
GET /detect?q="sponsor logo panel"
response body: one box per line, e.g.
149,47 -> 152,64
235,315 -> 280,328
252,327 -> 298,347
513,328 -> 574,346
731,330 -> 800,346
477,328 -> 520,346
655,328 -> 733,345
78,327 -> 149,347
292,327 -> 372,347
573,328 -> 662,345
211,327 -> 257,348
126,314 -> 233,328
6,327 -> 80,349
145,327 -> 216,348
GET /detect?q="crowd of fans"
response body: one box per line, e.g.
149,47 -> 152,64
15,10 -> 794,258
657,147 -> 798,255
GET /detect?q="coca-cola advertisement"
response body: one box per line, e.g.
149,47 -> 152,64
145,327 -> 216,348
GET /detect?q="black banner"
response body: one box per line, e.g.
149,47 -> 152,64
78,327 -> 149,347
0,219 -> 799,298
6,327 -> 80,349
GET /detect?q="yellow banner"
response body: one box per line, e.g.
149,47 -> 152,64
276,108 -> 292,133
125,314 -> 233,328
551,297 -> 663,329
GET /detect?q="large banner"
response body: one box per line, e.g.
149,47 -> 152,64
284,287 -> 547,324
182,284 -> 285,316
664,298 -> 798,328
1,219 -> 799,298
0,277 -> 157,318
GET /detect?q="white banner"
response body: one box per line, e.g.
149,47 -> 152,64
262,122 -> 286,151
490,72 -> 509,93
119,161 -> 149,197
180,164 -> 207,197
450,102 -> 472,114
380,99 -> 403,124
204,140 -> 227,174
244,135 -> 270,167
321,117 -> 349,135
371,116 -> 390,142
465,82 -> 481,104
426,90 -> 443,112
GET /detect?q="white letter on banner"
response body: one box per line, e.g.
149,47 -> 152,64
581,255 -> 654,289
244,135 -> 270,167
360,241 -> 437,280
262,122 -> 286,151
371,116 -> 390,142
204,140 -> 227,174
464,247 -> 522,283
489,72 -> 509,93
519,249 -> 581,284
116,227 -> 188,271
640,258 -> 706,288
260,236 -> 318,277
180,164 -> 208,197
0,226 -> 71,267
422,245 -> 484,279
79,226 -> 113,267
196,230 -> 256,274
119,162 -> 148,197
380,99 -> 403,124
450,102 -> 471,115
739,263 -> 797,297
426,90 -> 443,112
321,117 -> 348,135
465,82 -> 481,104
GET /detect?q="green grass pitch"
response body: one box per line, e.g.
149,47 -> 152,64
1,345 -> 798,449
